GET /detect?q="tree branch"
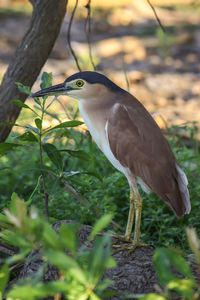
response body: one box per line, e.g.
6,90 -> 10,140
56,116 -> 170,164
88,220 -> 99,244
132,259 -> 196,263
146,0 -> 166,33
85,0 -> 96,71
0,0 -> 68,142
67,0 -> 82,72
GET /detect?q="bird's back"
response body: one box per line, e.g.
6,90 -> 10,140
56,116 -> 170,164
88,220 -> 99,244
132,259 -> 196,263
107,93 -> 191,218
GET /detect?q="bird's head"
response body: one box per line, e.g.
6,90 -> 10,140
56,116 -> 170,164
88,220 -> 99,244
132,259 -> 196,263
31,71 -> 126,101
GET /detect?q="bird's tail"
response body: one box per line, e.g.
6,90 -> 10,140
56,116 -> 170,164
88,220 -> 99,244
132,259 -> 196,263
165,163 -> 190,218
175,163 -> 191,215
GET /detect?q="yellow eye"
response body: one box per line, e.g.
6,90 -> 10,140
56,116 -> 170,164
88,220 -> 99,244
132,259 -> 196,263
76,80 -> 84,87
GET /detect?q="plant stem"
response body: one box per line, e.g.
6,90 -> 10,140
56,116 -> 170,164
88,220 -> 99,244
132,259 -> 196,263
62,179 -> 87,206
39,98 -> 49,220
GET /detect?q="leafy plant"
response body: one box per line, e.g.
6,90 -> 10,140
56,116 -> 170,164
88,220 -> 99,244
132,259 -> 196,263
0,74 -> 199,251
0,72 -> 98,219
138,228 -> 200,300
0,193 -> 116,300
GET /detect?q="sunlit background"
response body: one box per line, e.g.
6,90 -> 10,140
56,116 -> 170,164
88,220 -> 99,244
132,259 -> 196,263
0,0 -> 200,133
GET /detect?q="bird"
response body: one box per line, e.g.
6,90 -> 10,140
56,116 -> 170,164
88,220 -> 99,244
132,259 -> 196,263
32,71 -> 191,249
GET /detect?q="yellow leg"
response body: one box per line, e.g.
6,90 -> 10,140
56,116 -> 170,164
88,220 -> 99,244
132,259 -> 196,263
125,189 -> 135,240
112,180 -> 149,253
133,191 -> 142,244
125,186 -> 142,243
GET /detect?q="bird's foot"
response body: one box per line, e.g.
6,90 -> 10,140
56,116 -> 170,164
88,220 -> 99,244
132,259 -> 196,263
111,235 -> 151,255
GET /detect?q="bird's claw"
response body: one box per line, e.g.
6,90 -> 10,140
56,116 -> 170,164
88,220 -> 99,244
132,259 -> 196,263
111,235 -> 151,255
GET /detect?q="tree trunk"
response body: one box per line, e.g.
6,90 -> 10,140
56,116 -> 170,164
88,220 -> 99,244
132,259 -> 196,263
0,0 -> 68,142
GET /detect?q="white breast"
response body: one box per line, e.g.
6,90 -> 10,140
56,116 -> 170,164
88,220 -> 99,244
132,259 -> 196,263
79,102 -> 125,173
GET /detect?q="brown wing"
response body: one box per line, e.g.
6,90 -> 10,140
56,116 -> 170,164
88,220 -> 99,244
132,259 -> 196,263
107,96 -> 189,217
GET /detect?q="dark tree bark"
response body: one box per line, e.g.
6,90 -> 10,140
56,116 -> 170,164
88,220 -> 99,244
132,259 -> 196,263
0,0 -> 68,142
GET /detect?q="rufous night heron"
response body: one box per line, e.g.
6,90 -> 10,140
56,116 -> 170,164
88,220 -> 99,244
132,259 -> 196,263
32,71 -> 191,248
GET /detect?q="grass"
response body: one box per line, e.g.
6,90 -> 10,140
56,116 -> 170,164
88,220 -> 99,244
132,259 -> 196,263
0,2 -> 32,17
0,100 -> 199,252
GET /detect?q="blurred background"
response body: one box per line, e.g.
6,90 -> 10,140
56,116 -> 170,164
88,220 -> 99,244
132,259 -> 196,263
0,0 -> 200,131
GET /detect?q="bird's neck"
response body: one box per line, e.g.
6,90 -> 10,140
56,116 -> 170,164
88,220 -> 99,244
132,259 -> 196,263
78,99 -> 112,150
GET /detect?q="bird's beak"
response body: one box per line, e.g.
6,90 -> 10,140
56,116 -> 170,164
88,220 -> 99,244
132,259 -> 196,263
31,82 -> 72,98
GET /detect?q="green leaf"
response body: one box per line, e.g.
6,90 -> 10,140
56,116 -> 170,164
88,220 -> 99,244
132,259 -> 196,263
43,143 -> 63,171
90,292 -> 101,300
95,278 -> 115,296
41,222 -> 61,250
26,175 -> 42,207
0,142 -> 22,156
12,100 -> 39,116
60,149 -> 89,161
10,192 -> 20,213
140,293 -> 166,300
0,122 -> 21,127
4,199 -> 27,230
45,120 -> 84,133
33,97 -> 41,107
26,124 -> 39,134
153,248 -> 176,286
100,289 -> 116,298
7,281 -> 69,299
16,131 -> 38,142
24,164 -> 57,176
0,264 -> 9,300
16,82 -> 31,95
45,249 -> 87,284
63,171 -> 102,181
59,223 -> 77,254
0,213 -> 9,224
7,284 -> 49,300
35,118 -> 42,130
12,99 -> 30,109
89,214 -> 113,241
87,234 -> 115,282
40,72 -> 53,89
167,278 -> 196,300
47,128 -> 71,139
43,110 -> 59,120
0,230 -> 31,251
154,248 -> 194,287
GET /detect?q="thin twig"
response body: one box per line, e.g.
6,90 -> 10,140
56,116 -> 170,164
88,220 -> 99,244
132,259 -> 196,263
146,0 -> 166,33
57,98 -> 71,120
39,102 -> 49,220
85,0 -> 96,71
39,136 -> 49,220
67,0 -> 82,71
62,179 -> 89,206
122,57 -> 130,92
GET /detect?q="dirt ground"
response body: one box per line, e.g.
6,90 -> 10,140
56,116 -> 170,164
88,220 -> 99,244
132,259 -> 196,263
0,1 -> 200,136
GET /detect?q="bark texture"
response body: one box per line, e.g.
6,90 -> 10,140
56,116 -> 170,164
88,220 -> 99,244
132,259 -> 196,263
0,0 -> 68,142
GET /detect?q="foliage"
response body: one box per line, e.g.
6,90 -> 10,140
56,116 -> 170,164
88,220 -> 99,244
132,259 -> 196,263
0,194 -> 115,300
0,73 -> 200,252
137,228 -> 200,300
0,72 -> 94,220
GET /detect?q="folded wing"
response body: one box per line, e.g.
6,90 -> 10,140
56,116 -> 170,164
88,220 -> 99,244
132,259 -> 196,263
107,98 -> 190,217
